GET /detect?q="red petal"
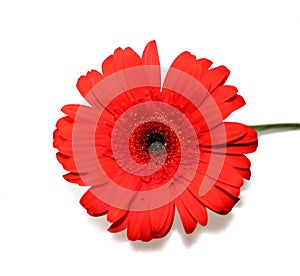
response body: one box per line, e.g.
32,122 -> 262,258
63,172 -> 85,186
175,197 -> 197,234
102,47 -> 142,76
107,207 -> 127,223
199,185 -> 239,214
235,168 -> 251,179
140,211 -> 153,242
76,76 -> 90,98
150,204 -> 170,233
200,152 -> 252,180
225,142 -> 258,154
142,40 -> 160,66
203,139 -> 258,155
99,159 -> 140,189
61,104 -> 80,119
196,58 -> 213,78
61,104 -> 103,122
53,135 -> 72,155
142,40 -> 161,92
56,152 -> 77,172
55,116 -> 73,129
127,211 -> 142,241
188,168 -> 241,214
108,214 -> 128,233
56,124 -> 73,139
200,65 -> 230,92
101,47 -> 150,105
170,51 -> 196,71
76,70 -> 103,100
197,159 -> 244,188
80,189 -> 109,216
182,58 -> 213,80
215,182 -> 241,198
200,122 -> 249,146
211,85 -> 238,102
86,70 -> 103,86
223,154 -> 251,169
162,52 -> 208,100
170,51 -> 202,81
153,203 -> 175,239
220,95 -> 246,119
237,127 -> 258,144
179,189 -> 208,226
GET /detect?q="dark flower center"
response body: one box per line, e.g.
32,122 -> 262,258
129,121 -> 180,165
146,133 -> 165,151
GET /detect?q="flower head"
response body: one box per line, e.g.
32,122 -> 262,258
53,41 -> 258,241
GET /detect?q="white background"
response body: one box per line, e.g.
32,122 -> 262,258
1,0 -> 300,275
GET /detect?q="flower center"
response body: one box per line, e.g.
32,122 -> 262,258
129,121 -> 180,166
146,133 -> 165,151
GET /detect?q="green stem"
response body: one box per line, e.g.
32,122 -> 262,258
249,123 -> 300,132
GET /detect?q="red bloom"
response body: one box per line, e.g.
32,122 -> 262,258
53,41 -> 258,241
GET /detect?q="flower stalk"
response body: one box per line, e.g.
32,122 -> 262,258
250,123 -> 300,132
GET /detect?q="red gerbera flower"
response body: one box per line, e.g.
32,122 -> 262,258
53,41 -> 258,242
